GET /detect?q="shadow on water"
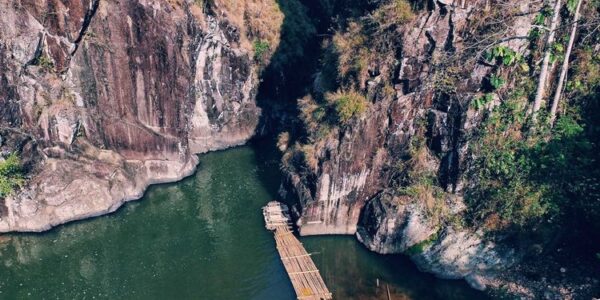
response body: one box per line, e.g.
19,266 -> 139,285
303,235 -> 491,300
250,1 -> 490,299
0,1 -> 490,298
249,137 -> 283,199
247,135 -> 490,299
0,146 -> 297,299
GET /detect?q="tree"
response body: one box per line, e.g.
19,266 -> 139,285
532,0 -> 562,120
549,0 -> 583,126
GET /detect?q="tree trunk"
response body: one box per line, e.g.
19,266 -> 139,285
550,0 -> 583,126
532,0 -> 562,120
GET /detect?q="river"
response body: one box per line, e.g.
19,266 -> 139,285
0,140 -> 488,299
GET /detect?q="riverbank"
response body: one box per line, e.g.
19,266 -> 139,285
0,142 -> 487,299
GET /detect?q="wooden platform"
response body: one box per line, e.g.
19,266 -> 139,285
263,202 -> 332,300
274,225 -> 332,300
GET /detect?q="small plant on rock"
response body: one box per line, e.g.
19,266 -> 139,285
253,40 -> 270,62
325,90 -> 368,124
36,55 -> 54,71
0,153 -> 25,197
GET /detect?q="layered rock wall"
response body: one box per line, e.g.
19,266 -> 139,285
0,0 -> 281,232
282,0 -> 535,285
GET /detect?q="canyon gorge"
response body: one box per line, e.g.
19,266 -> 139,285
0,0 -> 599,298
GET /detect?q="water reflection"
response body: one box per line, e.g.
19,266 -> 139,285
304,236 -> 489,300
0,143 -> 486,299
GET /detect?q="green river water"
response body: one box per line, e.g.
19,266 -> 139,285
0,141 -> 488,299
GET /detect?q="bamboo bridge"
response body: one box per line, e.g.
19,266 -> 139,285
263,201 -> 333,300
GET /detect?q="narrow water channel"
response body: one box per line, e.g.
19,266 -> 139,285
0,140 -> 488,299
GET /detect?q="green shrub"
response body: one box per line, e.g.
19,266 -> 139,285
490,74 -> 505,90
464,94 -> 600,231
37,55 -> 54,71
484,46 -> 521,66
465,100 -> 553,229
568,49 -> 600,94
253,40 -> 270,62
325,90 -> 368,124
471,93 -> 494,110
0,153 -> 24,197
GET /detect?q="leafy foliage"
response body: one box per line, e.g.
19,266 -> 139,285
534,5 -> 553,25
466,91 -> 600,233
490,75 -> 505,90
567,49 -> 600,94
550,42 -> 565,63
484,46 -> 520,66
0,153 -> 24,197
253,40 -> 270,62
36,55 -> 54,71
566,0 -> 579,13
325,90 -> 368,124
466,100 -> 552,229
471,93 -> 494,110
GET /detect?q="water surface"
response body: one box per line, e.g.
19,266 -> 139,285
0,141 -> 487,299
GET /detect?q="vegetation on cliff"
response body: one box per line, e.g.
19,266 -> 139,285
205,0 -> 285,65
282,0 -> 600,269
463,0 -> 600,236
0,153 -> 24,197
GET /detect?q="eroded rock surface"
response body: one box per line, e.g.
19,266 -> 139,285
0,0 -> 282,232
281,0 -> 536,288
357,190 -> 516,289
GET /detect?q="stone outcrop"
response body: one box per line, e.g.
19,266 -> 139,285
0,0 -> 282,232
282,0 -> 536,287
357,190 -> 516,289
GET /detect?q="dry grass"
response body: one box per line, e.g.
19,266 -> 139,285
325,90 -> 368,124
277,132 -> 290,152
373,0 -> 415,28
182,0 -> 283,60
298,95 -> 325,132
300,144 -> 318,172
212,0 -> 284,60
332,21 -> 369,84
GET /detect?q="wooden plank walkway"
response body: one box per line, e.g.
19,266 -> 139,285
274,225 -> 332,300
263,201 -> 332,300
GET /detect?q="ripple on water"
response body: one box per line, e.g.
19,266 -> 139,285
0,144 -> 487,299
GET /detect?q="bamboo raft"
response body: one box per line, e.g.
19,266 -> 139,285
263,201 -> 332,300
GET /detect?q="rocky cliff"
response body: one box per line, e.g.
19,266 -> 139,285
1,0 -> 598,297
281,0 -> 600,297
0,0 -> 282,232
284,0 -> 532,236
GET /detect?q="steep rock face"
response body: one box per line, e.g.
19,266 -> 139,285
282,0 -> 535,284
357,190 -> 516,288
0,0 -> 282,232
287,92 -> 415,235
